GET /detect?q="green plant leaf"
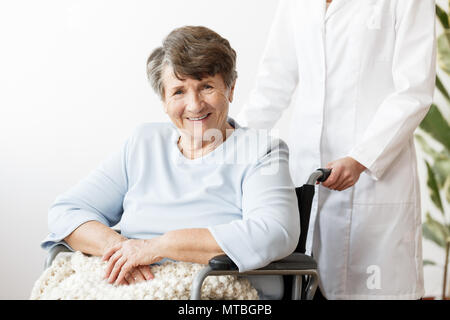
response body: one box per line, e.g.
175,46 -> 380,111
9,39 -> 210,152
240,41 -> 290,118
419,104 -> 450,151
436,75 -> 450,104
438,30 -> 450,75
416,133 -> 450,191
445,175 -> 450,204
426,161 -> 444,213
433,157 -> 450,188
423,222 -> 445,248
423,259 -> 437,266
423,212 -> 449,248
415,134 -> 441,159
436,4 -> 449,29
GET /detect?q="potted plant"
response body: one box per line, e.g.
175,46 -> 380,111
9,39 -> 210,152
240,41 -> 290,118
415,3 -> 450,300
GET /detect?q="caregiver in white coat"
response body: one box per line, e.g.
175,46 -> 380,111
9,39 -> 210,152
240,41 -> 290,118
237,0 -> 436,299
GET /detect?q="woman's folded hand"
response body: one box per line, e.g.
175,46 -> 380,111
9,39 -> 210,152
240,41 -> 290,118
102,238 -> 163,285
111,265 -> 153,286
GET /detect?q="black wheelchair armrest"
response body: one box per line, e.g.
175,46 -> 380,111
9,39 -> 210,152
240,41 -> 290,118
259,253 -> 317,270
208,252 -> 317,272
209,254 -> 239,270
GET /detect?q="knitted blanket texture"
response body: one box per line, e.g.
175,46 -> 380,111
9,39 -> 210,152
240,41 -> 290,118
30,251 -> 259,300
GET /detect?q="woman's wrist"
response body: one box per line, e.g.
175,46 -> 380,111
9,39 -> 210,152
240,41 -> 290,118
102,234 -> 127,256
143,236 -> 166,261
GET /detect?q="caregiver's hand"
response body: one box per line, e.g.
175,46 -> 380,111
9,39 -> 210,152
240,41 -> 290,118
102,238 -> 163,285
321,157 -> 366,191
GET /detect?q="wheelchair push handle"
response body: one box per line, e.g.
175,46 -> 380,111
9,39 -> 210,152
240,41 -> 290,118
306,168 -> 332,185
317,168 -> 331,182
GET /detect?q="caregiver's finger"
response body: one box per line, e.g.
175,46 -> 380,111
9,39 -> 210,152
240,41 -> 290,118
322,166 -> 341,188
325,175 -> 344,190
327,167 -> 346,190
338,180 -> 356,191
108,256 -> 127,284
334,178 -> 351,191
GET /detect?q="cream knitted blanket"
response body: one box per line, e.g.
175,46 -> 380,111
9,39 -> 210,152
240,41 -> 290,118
30,251 -> 259,300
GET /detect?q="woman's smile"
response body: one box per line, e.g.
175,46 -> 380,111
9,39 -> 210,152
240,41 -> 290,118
186,112 -> 211,121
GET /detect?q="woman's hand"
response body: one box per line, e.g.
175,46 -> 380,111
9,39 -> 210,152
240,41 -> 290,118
102,238 -> 163,285
114,265 -> 154,286
321,157 -> 366,191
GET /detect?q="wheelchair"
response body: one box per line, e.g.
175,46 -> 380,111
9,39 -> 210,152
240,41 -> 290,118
45,168 -> 331,300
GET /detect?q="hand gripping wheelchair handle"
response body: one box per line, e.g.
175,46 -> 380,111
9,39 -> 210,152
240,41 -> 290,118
316,168 -> 331,182
306,168 -> 332,185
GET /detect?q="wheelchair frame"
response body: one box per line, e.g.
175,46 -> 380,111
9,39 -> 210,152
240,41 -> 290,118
44,169 -> 330,300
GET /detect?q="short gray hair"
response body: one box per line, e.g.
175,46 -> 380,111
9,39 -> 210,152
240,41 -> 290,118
146,26 -> 238,100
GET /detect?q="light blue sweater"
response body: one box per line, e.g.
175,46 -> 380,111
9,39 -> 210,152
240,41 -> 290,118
41,118 -> 300,299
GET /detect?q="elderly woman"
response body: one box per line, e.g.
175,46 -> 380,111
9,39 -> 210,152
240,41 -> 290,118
41,26 -> 299,299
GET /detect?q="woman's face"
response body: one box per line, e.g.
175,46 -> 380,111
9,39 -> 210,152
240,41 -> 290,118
161,65 -> 235,141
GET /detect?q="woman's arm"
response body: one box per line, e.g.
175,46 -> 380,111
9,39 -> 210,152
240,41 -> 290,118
157,228 -> 224,264
64,220 -> 126,256
102,228 -> 224,285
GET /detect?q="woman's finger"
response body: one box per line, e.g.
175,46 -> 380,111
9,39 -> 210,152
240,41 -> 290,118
101,247 -> 115,262
102,242 -> 122,262
118,275 -> 130,286
108,256 -> 127,284
115,262 -> 133,286
124,272 -> 134,285
139,265 -> 154,280
132,268 -> 146,283
104,250 -> 122,279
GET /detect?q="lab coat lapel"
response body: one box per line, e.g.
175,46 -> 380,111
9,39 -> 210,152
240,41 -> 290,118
325,0 -> 353,21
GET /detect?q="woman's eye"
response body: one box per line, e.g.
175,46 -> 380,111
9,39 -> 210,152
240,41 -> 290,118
173,90 -> 183,95
203,85 -> 213,90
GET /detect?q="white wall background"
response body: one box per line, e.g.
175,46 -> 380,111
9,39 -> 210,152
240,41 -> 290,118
0,0 -> 445,299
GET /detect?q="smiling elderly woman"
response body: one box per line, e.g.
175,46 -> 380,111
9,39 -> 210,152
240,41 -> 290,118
41,26 -> 299,299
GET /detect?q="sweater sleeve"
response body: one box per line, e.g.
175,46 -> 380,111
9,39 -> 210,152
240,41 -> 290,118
208,138 -> 300,272
40,134 -> 133,251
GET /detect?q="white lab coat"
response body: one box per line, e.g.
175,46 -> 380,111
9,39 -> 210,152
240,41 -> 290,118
237,0 -> 436,299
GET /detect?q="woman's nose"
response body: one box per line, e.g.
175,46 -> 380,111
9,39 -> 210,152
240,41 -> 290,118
186,92 -> 204,113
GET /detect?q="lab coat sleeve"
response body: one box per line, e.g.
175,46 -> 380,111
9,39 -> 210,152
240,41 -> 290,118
236,0 -> 299,129
349,0 -> 436,180
208,138 -> 300,272
41,133 -> 134,250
